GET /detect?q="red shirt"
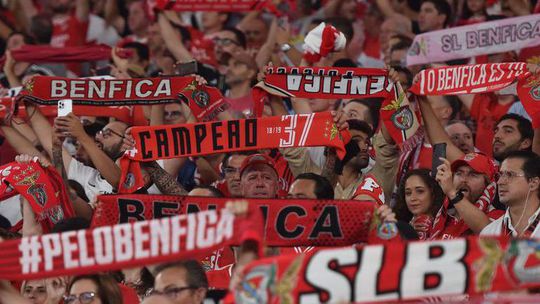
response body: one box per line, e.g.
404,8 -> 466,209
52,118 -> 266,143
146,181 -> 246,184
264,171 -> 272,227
470,93 -> 513,156
51,14 -> 89,74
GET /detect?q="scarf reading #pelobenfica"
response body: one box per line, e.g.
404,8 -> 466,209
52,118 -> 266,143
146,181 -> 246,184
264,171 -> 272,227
118,112 -> 351,193
234,236 -> 540,304
253,66 -> 424,151
91,194 -> 376,247
0,161 -> 74,232
410,62 -> 540,126
17,75 -> 227,122
0,208 -> 261,280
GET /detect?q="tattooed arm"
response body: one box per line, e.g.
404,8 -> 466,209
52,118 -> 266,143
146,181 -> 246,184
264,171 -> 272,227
142,161 -> 187,195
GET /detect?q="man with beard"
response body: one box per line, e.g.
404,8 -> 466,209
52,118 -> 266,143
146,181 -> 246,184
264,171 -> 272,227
434,153 -> 503,239
481,151 -> 540,238
25,102 -> 127,202
492,114 -> 533,163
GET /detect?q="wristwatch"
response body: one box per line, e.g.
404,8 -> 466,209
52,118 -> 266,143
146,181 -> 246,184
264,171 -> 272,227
449,190 -> 464,207
280,43 -> 292,52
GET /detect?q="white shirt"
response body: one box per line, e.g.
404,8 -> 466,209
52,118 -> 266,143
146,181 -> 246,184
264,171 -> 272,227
0,195 -> 22,226
481,207 -> 540,238
68,158 -> 113,202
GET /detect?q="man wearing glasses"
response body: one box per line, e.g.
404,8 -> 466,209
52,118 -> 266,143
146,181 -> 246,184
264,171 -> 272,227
481,151 -> 540,238
152,260 -> 208,304
214,152 -> 256,197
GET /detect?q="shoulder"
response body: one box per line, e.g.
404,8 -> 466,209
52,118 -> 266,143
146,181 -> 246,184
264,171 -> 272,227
480,217 -> 503,236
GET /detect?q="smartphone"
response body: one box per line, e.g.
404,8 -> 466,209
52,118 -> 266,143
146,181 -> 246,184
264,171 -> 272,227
432,143 -> 447,177
176,61 -> 198,76
57,99 -> 73,117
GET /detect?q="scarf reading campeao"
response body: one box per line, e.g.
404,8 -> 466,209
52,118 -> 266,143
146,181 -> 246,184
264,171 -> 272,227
252,66 -> 423,151
118,112 -> 351,193
0,208 -> 262,280
17,75 -> 226,122
233,236 -> 540,304
91,194 -> 376,247
0,161 -> 74,232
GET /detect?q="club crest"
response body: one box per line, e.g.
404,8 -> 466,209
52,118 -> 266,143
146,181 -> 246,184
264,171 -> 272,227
192,90 -> 210,108
27,184 -> 47,206
391,107 -> 414,130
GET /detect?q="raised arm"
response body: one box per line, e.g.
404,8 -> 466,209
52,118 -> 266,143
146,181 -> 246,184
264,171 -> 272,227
157,12 -> 193,62
75,0 -> 90,23
418,95 -> 464,162
142,161 -> 187,195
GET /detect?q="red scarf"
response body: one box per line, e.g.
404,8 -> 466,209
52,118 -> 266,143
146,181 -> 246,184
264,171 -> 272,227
155,0 -> 266,11
18,76 -> 226,122
91,194 -> 376,247
234,236 -> 539,303
253,66 -> 422,149
0,161 -> 74,232
0,208 -> 261,280
118,112 -> 350,192
410,62 -> 540,126
0,44 -> 131,67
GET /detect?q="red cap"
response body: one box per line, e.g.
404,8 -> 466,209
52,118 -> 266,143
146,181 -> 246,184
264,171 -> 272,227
239,154 -> 277,177
451,153 -> 498,181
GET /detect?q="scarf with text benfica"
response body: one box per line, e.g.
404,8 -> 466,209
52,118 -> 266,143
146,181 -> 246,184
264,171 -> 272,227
410,62 -> 540,126
91,194 -> 376,247
234,236 -> 540,304
0,208 -> 261,280
118,112 -> 350,193
0,161 -> 74,232
17,75 -> 226,122
253,66 -> 423,152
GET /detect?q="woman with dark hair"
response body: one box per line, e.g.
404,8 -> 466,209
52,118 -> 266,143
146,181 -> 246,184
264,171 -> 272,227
394,169 -> 445,240
64,274 -> 122,304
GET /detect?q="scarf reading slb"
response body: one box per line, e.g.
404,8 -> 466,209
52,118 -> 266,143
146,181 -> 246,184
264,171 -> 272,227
235,237 -> 540,303
118,112 -> 351,192
18,76 -> 226,122
406,14 -> 540,66
0,161 -> 74,232
91,194 -> 375,247
0,208 -> 261,280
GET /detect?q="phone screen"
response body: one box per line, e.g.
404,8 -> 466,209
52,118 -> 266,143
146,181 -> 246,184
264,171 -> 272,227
432,143 -> 447,177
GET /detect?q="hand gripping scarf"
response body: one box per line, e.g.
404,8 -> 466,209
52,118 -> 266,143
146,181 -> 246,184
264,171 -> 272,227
406,14 -> 540,66
18,75 -> 226,122
0,44 -> 131,68
0,208 -> 262,280
0,161 -> 75,232
118,112 -> 351,193
253,66 -> 424,151
234,236 -> 540,304
91,194 -> 376,247
410,62 -> 540,127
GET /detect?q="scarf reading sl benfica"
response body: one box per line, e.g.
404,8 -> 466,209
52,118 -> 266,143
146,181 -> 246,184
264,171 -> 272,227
91,194 -> 376,247
235,236 -> 540,303
18,75 -> 226,122
0,161 -> 75,232
118,112 -> 350,192
0,208 -> 261,281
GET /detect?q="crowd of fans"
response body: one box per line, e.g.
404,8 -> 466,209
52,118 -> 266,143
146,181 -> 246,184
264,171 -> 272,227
0,0 -> 539,303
